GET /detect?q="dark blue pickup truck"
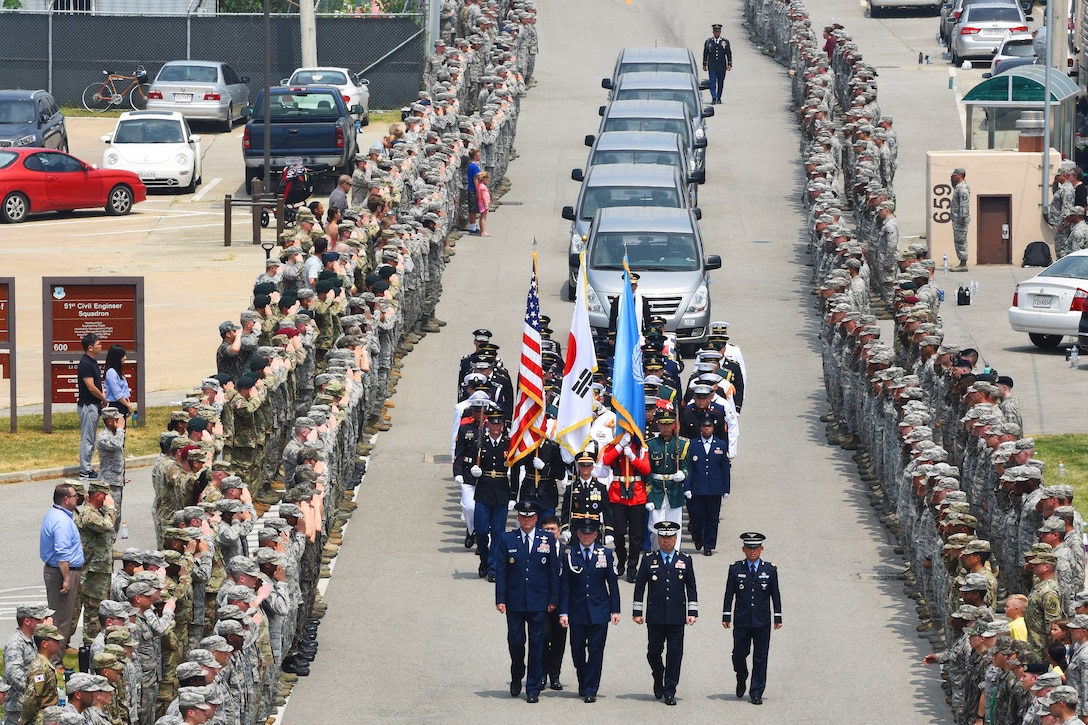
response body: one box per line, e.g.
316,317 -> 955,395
242,85 -> 362,181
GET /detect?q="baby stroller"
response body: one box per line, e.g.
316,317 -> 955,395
260,158 -> 315,228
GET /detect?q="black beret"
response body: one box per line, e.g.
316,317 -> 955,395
249,356 -> 270,371
253,294 -> 271,308
253,282 -> 277,296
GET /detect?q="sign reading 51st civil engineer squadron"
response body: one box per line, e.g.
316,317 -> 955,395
41,277 -> 145,433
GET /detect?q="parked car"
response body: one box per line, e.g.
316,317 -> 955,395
573,130 -> 704,206
283,67 -> 370,125
871,0 -> 942,19
576,206 -> 721,352
593,99 -> 706,172
0,147 -> 145,223
562,163 -> 698,294
146,60 -> 250,131
606,72 -> 713,150
0,89 -> 67,151
941,0 -> 1024,46
1008,249 -> 1088,347
950,3 -> 1029,65
100,111 -> 202,192
604,47 -> 709,91
989,31 -> 1037,75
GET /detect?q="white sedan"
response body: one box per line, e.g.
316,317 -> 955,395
100,111 -> 202,192
283,67 -> 370,125
1008,249 -> 1088,348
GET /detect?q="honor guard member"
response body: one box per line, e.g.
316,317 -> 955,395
722,532 -> 783,706
452,394 -> 490,550
495,501 -> 560,704
465,411 -> 513,581
512,436 -> 566,518
558,518 -> 621,703
646,409 -> 690,549
561,450 -> 613,543
602,433 -> 651,583
702,24 -> 733,104
456,328 -> 493,393
679,384 -> 727,440
683,413 -> 732,555
539,515 -> 568,692
633,521 -> 699,706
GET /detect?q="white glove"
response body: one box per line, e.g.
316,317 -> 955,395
558,475 -> 569,494
454,475 -> 464,484
619,432 -> 631,447
604,535 -> 615,546
561,530 -> 571,544
684,490 -> 693,499
623,446 -> 635,460
470,465 -> 482,478
672,470 -> 686,482
532,456 -> 545,470
507,500 -> 516,511
645,502 -> 655,511
722,493 -> 730,500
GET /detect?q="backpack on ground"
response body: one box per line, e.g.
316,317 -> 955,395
957,286 -> 971,306
1022,241 -> 1053,268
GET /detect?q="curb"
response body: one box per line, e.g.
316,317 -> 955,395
0,454 -> 159,485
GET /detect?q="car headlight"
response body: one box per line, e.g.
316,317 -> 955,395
12,135 -> 36,147
175,152 -> 190,165
586,284 -> 605,315
105,152 -> 120,165
685,285 -> 709,314
694,126 -> 705,140
571,231 -> 586,254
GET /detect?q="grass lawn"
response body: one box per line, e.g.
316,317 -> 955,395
1032,434 -> 1088,516
0,406 -> 171,474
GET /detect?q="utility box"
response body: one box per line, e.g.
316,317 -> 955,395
925,149 -> 1060,266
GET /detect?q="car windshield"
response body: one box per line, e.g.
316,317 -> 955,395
252,91 -> 342,121
965,6 -> 1022,21
579,186 -> 680,219
1001,39 -> 1035,56
157,65 -> 219,84
0,101 -> 35,124
615,89 -> 696,115
590,232 -> 699,271
0,150 -> 17,169
291,70 -> 349,85
619,62 -> 691,74
1038,255 -> 1088,279
591,149 -> 680,167
603,117 -> 690,140
114,119 -> 185,144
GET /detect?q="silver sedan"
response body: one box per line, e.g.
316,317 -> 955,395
146,60 -> 250,131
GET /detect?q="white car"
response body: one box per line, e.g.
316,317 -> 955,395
1008,249 -> 1088,347
989,32 -> 1036,75
100,111 -> 202,192
283,67 -> 370,125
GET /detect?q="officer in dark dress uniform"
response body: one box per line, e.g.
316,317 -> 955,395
633,521 -> 698,706
722,532 -> 783,706
459,411 -> 513,580
539,515 -> 568,692
679,385 -> 728,440
456,328 -> 493,392
702,23 -> 733,104
559,517 -> 621,703
561,450 -> 612,542
495,501 -> 560,704
683,413 -> 731,555
511,437 -> 566,518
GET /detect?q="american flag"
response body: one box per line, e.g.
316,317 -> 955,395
507,252 -> 546,466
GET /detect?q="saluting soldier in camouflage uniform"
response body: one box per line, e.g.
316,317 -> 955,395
95,407 -> 126,533
92,651 -> 129,725
126,579 -> 176,725
1049,168 -> 1076,258
1066,206 -> 1088,254
76,480 -> 117,645
21,625 -> 64,725
223,374 -> 264,499
949,168 -> 971,271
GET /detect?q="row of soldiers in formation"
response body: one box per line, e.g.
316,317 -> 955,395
746,0 -> 1088,722
450,318 -> 746,585
3,1 -> 541,724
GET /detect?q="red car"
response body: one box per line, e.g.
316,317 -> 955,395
0,147 -> 146,223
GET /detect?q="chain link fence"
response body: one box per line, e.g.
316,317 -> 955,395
1,10 -> 425,110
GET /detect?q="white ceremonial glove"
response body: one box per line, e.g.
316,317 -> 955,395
672,470 -> 686,482
558,475 -> 569,494
507,500 -> 517,511
604,535 -> 615,546
561,530 -> 571,544
470,465 -> 482,478
684,490 -> 693,499
722,493 -> 730,500
623,446 -> 635,460
532,457 -> 545,470
645,502 -> 655,511
619,432 -> 631,447
454,475 -> 464,484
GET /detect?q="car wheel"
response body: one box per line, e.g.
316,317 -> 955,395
183,174 -> 197,194
566,281 -> 576,301
361,111 -> 370,127
1029,333 -> 1063,349
223,105 -> 233,133
870,3 -> 881,17
1,192 -> 29,223
105,185 -> 134,216
950,49 -> 959,66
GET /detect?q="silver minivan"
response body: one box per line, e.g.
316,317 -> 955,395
573,130 -> 704,206
562,163 -> 699,294
593,99 -> 706,172
603,47 -> 710,91
575,207 -> 721,352
605,72 -> 713,150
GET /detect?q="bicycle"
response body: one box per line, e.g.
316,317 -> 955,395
82,66 -> 150,113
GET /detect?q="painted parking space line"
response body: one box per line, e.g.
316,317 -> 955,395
190,177 -> 222,202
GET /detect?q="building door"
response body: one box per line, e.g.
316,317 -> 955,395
976,195 -> 1012,264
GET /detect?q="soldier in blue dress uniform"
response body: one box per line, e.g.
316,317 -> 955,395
558,518 -> 621,703
683,412 -> 731,555
702,23 -> 733,104
722,532 -> 783,705
495,500 -> 561,703
633,521 -> 699,706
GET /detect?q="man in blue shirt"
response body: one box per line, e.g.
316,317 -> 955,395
40,481 -> 85,659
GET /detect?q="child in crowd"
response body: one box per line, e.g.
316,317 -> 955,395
476,171 -> 492,237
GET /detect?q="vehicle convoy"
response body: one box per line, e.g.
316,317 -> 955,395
0,147 -> 145,223
574,130 -> 704,206
241,85 -> 363,182
603,47 -> 709,90
1008,250 -> 1088,348
605,72 -> 714,148
592,99 -> 706,172
576,207 -> 720,352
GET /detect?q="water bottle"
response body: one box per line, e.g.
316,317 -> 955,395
1071,346 -> 1080,368
120,521 -> 129,540
1059,461 -> 1067,478
56,666 -> 66,707
943,254 -> 949,274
